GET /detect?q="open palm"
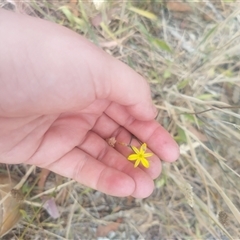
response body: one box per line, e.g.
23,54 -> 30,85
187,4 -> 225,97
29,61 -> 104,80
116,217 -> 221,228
0,10 -> 179,198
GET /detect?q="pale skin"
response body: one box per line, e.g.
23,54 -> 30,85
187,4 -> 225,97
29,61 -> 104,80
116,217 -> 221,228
0,9 -> 179,198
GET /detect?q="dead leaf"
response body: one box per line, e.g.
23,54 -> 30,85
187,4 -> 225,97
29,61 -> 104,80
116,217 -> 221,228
38,168 -> 51,193
91,7 -> 119,27
232,86 -> 240,104
42,198 -> 60,219
126,196 -> 134,206
128,6 -> 157,20
91,13 -> 102,27
187,125 -> 208,142
218,211 -> 229,227
112,206 -> 121,213
67,0 -> 79,17
56,187 -> 70,206
99,33 -> 132,48
92,0 -> 106,10
96,219 -> 122,237
167,2 -> 192,12
202,13 -> 215,22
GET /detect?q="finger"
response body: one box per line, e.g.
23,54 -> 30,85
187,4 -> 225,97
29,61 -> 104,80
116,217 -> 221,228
0,9 -> 156,120
0,9 -> 96,116
92,114 -> 162,179
94,103 -> 179,162
77,131 -> 155,198
114,130 -> 162,180
44,148 -> 136,197
98,57 -> 157,120
27,116 -> 155,198
106,103 -> 179,162
42,146 -> 154,198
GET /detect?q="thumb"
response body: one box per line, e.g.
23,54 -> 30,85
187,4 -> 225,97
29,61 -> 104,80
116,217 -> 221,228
0,9 -> 156,120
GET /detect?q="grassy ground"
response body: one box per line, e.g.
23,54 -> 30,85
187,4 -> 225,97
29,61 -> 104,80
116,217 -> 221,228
1,0 -> 240,239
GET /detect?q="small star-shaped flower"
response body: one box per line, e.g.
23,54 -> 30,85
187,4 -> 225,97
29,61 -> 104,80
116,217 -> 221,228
127,143 -> 153,168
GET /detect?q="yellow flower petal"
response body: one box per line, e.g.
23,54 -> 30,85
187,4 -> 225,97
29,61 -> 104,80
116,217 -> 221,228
131,145 -> 140,154
140,143 -> 147,151
134,159 -> 141,168
141,158 -> 150,168
143,152 -> 153,158
128,154 -> 138,160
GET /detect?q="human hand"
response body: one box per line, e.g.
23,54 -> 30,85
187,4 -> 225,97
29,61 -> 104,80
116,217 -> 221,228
0,10 -> 179,198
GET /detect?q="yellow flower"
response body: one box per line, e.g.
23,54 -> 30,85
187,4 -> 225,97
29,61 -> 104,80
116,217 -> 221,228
127,143 -> 153,168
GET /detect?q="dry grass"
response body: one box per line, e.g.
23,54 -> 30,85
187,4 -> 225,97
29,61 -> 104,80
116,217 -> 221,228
1,0 -> 240,239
